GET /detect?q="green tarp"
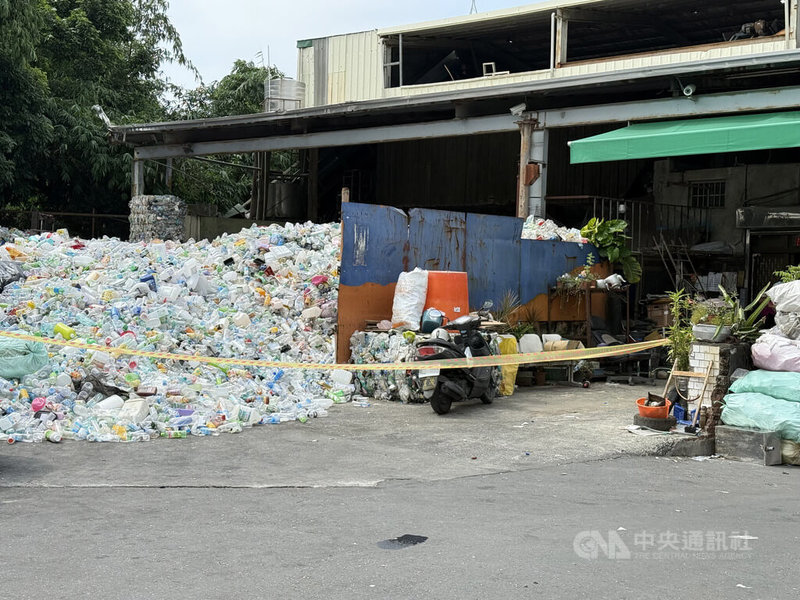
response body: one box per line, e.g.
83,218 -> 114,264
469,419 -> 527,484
569,111 -> 800,164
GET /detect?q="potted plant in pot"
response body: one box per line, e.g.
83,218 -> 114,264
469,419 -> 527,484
580,218 -> 642,284
690,297 -> 734,343
690,284 -> 770,343
555,256 -> 598,304
667,289 -> 693,370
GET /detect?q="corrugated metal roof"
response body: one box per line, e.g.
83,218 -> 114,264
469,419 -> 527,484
378,0 -> 603,37
109,51 -> 800,148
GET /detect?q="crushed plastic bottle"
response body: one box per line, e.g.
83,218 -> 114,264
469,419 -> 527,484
520,216 -> 586,243
0,222 -> 353,443
349,331 -> 421,402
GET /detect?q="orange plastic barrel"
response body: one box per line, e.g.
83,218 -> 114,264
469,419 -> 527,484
424,271 -> 469,324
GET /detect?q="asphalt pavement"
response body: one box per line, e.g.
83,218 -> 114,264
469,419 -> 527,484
1,383 -> 798,599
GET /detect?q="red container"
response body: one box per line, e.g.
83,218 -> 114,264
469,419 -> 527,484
636,397 -> 672,419
424,271 -> 469,324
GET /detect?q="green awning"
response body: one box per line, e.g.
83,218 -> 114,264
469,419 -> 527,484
569,111 -> 800,164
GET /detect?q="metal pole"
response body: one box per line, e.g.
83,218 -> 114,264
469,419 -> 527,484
398,34 -> 404,87
786,0 -> 791,49
131,159 -> 145,197
550,12 -> 556,70
165,157 -> 173,191
516,120 -> 533,218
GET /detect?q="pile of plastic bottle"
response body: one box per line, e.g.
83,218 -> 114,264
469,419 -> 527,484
349,331 -> 421,403
520,216 -> 586,243
0,222 -> 357,443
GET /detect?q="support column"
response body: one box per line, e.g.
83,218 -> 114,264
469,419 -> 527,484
132,159 -> 145,197
555,9 -> 569,67
529,127 -> 549,219
165,157 -> 173,192
259,151 -> 270,221
516,120 -> 534,219
517,120 -> 548,219
307,148 -> 319,222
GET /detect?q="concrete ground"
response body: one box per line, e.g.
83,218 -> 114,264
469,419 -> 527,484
2,383 -> 798,599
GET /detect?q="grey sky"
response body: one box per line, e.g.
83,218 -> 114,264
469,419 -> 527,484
163,1 -> 538,88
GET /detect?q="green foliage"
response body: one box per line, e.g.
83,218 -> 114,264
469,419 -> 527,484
0,0 -> 193,228
667,289 -> 693,370
580,217 -> 642,283
716,283 -> 770,343
690,299 -> 735,327
165,60 -> 285,210
775,265 -> 800,283
494,289 -> 540,339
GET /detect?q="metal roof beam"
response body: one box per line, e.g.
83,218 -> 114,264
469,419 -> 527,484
539,85 -> 800,128
132,86 -> 800,160
133,114 -> 519,160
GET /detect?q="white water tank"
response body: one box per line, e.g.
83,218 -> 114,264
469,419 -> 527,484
264,78 -> 305,113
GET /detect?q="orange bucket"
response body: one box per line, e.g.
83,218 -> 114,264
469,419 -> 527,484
636,397 -> 672,419
424,271 -> 469,324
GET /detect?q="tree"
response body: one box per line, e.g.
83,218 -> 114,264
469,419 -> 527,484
164,60 -> 284,212
0,0 -> 52,205
0,0 -> 194,227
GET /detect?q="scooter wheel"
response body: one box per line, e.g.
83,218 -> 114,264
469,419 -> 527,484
430,390 -> 452,415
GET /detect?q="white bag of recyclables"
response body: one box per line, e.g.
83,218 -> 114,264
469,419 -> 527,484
775,311 -> 800,340
391,268 -> 428,331
767,281 -> 800,313
520,216 -> 585,243
0,221 -> 347,443
751,330 -> 800,373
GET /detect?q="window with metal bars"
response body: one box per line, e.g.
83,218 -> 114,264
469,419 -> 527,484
689,181 -> 726,209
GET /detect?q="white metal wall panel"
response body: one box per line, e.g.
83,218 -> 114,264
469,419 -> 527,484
319,31 -> 382,104
560,39 -> 786,78
297,47 -> 315,108
298,31 -> 790,107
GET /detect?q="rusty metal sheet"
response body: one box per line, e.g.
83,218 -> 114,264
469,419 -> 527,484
465,213 -> 521,309
408,208 -> 466,272
520,240 -> 598,303
341,203 -> 408,286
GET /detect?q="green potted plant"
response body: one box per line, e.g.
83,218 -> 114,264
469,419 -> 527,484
667,289 -> 693,370
717,284 -> 771,343
580,218 -> 642,284
690,297 -> 735,343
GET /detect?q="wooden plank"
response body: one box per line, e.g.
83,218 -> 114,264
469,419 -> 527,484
672,370 -> 709,379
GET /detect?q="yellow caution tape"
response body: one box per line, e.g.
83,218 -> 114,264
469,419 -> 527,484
0,329 -> 667,371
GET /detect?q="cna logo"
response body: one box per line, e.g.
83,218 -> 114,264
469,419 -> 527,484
573,530 -> 632,560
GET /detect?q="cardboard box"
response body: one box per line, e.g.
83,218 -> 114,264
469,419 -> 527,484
647,299 -> 673,328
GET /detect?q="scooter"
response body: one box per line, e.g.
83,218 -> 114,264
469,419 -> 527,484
414,302 -> 499,415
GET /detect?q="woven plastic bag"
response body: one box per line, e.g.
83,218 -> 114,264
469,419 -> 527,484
0,339 -> 49,379
782,440 -> 800,466
767,281 -> 800,313
722,393 -> 800,442
751,333 -> 800,373
775,311 -> 800,340
391,268 -> 428,331
729,370 -> 800,403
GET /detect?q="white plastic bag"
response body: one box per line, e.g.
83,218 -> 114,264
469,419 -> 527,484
767,281 -> 800,313
751,332 -> 800,373
391,268 -> 428,330
775,311 -> 800,340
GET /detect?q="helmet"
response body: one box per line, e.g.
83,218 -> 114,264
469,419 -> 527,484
430,328 -> 450,341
